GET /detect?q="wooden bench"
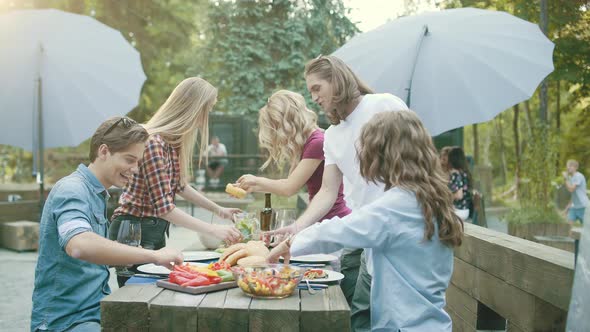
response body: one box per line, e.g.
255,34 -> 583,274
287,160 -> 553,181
1,220 -> 39,251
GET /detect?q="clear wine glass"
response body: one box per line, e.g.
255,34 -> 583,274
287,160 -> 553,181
116,219 -> 141,277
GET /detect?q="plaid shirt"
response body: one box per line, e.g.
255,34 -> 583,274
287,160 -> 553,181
113,134 -> 185,219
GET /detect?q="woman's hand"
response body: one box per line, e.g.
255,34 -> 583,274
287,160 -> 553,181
217,207 -> 241,220
210,224 -> 242,245
236,174 -> 262,193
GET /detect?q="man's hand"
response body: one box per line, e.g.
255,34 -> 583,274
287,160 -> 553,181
267,239 -> 291,264
210,224 -> 242,244
154,247 -> 184,270
264,224 -> 298,246
563,171 -> 569,179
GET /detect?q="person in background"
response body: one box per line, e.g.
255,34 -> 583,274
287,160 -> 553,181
235,90 -> 352,295
31,117 -> 184,332
447,146 -> 473,218
439,146 -> 453,172
268,110 -> 463,331
206,136 -> 228,187
271,55 -> 409,329
110,78 -> 241,286
563,159 -> 589,225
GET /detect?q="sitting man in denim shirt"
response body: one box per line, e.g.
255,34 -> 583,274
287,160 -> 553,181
31,117 -> 184,332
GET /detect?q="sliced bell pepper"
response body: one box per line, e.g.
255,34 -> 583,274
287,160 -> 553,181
181,275 -> 212,287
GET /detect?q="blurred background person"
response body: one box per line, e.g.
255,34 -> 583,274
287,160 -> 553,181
447,146 -> 473,220
206,135 -> 228,187
562,159 -> 589,225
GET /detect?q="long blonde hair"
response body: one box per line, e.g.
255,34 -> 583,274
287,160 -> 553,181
144,77 -> 217,185
258,90 -> 318,173
304,55 -> 373,113
357,111 -> 463,247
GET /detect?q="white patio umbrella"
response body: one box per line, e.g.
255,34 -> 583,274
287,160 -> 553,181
332,7 -> 554,136
0,9 -> 146,200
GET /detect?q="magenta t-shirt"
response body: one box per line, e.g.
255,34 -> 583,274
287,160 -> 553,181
302,129 -> 351,220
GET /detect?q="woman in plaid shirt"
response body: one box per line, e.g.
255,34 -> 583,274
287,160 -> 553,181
110,78 -> 241,285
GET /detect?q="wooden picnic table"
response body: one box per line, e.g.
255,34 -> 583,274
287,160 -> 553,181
101,283 -> 350,332
100,270 -> 350,332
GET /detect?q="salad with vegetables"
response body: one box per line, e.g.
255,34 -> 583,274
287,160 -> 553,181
232,264 -> 303,299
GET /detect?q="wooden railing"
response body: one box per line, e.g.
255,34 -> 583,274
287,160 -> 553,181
448,223 -> 574,331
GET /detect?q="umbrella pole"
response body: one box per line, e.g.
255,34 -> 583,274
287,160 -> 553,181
37,75 -> 45,209
406,25 -> 429,108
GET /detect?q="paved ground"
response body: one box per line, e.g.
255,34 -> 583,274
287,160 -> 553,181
1,206 -> 509,332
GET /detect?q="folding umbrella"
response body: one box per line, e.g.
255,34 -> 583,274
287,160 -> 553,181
0,9 -> 146,200
333,8 -> 554,136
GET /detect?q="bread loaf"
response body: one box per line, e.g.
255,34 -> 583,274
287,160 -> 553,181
237,255 -> 266,267
225,183 -> 247,199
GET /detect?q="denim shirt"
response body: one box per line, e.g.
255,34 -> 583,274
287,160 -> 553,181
31,164 -> 111,331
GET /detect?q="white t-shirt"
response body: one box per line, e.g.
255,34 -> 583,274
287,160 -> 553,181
323,93 -> 408,275
324,93 -> 408,210
207,143 -> 227,157
569,172 -> 590,208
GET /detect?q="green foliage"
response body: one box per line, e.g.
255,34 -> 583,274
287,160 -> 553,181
520,121 -> 560,210
192,0 -> 358,115
504,205 -> 564,225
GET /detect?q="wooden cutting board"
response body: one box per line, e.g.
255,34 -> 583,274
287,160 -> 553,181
156,279 -> 237,295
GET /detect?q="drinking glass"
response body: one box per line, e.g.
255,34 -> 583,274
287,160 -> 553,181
270,209 -> 297,244
116,219 -> 141,277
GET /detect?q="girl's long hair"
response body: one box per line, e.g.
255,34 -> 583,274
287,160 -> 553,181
258,90 -> 318,173
144,77 -> 217,185
357,111 -> 463,247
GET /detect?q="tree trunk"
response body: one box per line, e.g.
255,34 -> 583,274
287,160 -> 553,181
539,0 -> 549,123
67,0 -> 85,14
513,104 -> 521,199
555,80 -> 561,175
524,100 -> 533,139
496,114 -> 508,185
472,124 -> 480,165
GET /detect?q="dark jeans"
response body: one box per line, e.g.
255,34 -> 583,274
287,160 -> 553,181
350,251 -> 371,332
109,215 -> 169,287
340,248 -> 362,306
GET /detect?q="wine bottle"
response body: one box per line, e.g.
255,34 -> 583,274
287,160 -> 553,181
260,193 -> 274,231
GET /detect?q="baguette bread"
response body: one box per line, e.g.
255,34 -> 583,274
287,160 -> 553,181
219,243 -> 247,262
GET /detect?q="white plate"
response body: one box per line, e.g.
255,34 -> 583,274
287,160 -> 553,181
302,269 -> 345,284
182,251 -> 222,262
136,262 -> 207,275
287,254 -> 338,263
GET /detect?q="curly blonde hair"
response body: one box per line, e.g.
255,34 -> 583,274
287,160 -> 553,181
258,90 -> 319,173
145,77 -> 217,185
357,111 -> 463,247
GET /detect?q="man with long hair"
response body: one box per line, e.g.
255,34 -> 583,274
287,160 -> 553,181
31,117 -> 184,332
272,55 -> 408,330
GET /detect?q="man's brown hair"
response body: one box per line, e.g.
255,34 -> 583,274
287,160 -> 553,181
304,55 -> 374,112
89,116 -> 148,162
